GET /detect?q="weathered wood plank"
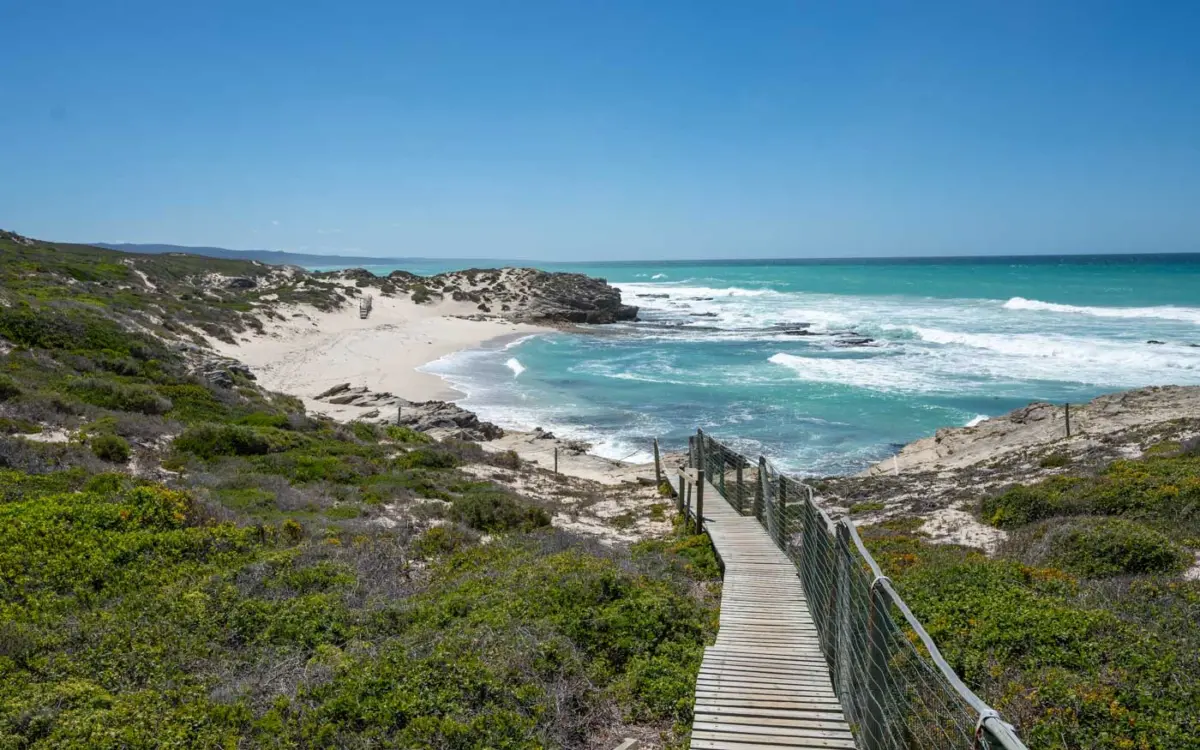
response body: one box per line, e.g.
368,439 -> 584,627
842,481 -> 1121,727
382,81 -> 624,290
686,473 -> 855,749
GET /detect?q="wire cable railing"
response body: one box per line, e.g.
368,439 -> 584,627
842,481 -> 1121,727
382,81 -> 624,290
686,429 -> 1029,750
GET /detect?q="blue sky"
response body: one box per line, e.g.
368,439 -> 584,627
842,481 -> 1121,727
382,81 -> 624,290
2,1 -> 1199,260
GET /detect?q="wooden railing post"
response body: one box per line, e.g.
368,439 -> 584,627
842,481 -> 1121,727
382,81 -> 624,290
735,461 -> 744,514
864,580 -> 891,750
652,438 -> 662,487
776,475 -> 787,548
676,474 -> 685,513
755,457 -> 766,521
687,436 -> 695,468
695,469 -> 705,534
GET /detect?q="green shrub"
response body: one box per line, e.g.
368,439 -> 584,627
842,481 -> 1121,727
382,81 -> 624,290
0,305 -> 159,356
849,500 -> 886,514
984,449 -> 1200,530
91,434 -> 131,463
982,483 -> 1060,527
449,485 -> 551,532
173,423 -> 270,459
1039,452 -> 1070,468
412,524 -> 477,557
68,378 -> 173,415
385,425 -> 432,444
157,383 -> 230,423
0,374 -> 21,402
236,412 -> 291,429
492,449 -> 521,470
1018,517 -> 1191,578
349,420 -> 378,442
0,417 -> 41,435
396,448 -> 459,470
281,518 -> 304,543
410,285 -> 432,304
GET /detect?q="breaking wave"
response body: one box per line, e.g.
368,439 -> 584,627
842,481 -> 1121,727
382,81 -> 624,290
1003,297 -> 1200,324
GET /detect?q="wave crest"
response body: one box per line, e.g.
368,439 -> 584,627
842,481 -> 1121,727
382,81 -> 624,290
1003,297 -> 1200,324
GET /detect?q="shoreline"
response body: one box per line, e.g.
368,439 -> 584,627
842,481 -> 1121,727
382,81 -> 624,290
210,291 -> 551,419
210,290 -> 667,484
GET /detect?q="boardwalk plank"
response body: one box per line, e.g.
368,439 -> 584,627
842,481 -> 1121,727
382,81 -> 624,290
686,474 -> 855,749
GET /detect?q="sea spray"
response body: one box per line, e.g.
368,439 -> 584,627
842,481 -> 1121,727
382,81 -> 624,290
505,358 -> 526,377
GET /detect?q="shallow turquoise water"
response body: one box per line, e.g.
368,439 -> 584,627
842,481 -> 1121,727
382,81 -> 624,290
330,255 -> 1200,475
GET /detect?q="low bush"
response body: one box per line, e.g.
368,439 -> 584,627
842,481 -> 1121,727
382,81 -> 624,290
1012,517 -> 1191,578
91,433 -> 131,463
384,424 -> 431,444
449,484 -> 551,532
412,524 -> 478,557
173,423 -> 270,459
982,476 -> 1082,527
1038,452 -> 1070,468
68,377 -> 173,415
349,420 -> 378,442
396,447 -> 459,470
0,375 -> 21,402
0,417 -> 41,435
862,517 -> 1200,748
849,500 -> 886,514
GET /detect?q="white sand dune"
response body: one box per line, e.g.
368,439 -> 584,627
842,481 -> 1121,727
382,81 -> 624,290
211,289 -> 547,419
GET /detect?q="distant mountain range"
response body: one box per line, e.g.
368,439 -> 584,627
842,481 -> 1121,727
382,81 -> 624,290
93,243 -> 415,267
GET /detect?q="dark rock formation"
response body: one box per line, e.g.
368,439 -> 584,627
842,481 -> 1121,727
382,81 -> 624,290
310,384 -> 505,441
510,270 -> 638,325
198,356 -> 256,388
396,400 -> 504,441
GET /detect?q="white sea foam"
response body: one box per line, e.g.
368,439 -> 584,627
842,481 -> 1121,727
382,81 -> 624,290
651,273 -> 668,279
1003,297 -> 1200,324
505,358 -> 526,377
768,352 -> 944,393
965,414 -> 989,427
617,282 -> 780,298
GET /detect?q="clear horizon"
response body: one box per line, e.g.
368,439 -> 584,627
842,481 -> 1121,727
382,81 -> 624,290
4,1 -> 1200,260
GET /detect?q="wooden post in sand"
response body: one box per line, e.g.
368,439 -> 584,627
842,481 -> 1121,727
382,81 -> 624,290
554,447 -> 559,474
653,438 -> 662,487
1065,403 -> 1072,437
676,474 -> 685,512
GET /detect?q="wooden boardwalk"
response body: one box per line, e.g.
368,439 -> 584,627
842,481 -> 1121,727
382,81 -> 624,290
686,473 -> 856,750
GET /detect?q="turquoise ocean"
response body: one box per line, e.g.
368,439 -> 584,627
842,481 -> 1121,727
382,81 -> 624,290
319,255 -> 1200,475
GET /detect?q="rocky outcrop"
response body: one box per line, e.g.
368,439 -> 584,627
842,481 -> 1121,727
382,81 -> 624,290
312,384 -> 504,441
509,270 -> 638,324
395,400 -> 505,441
372,267 -> 638,326
860,385 -> 1200,476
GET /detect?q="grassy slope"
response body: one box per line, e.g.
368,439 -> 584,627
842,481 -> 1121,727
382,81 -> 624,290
862,444 -> 1200,749
0,234 -> 719,749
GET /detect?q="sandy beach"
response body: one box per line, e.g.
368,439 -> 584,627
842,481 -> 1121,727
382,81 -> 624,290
208,281 -> 671,486
211,287 -> 549,417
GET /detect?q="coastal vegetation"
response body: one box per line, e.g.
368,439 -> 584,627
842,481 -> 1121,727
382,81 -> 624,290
862,442 -> 1200,749
0,232 -> 717,748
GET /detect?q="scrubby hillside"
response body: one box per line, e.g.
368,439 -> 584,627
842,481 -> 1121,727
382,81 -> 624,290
818,402 -> 1200,748
0,232 -> 712,749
